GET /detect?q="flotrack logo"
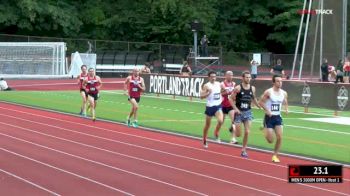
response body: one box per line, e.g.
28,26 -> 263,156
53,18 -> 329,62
297,9 -> 333,15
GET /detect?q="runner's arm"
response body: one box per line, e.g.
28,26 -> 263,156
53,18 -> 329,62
229,86 -> 240,113
124,77 -> 130,95
283,91 -> 289,114
138,78 -> 146,91
96,76 -> 103,90
258,90 -> 271,116
200,84 -> 210,99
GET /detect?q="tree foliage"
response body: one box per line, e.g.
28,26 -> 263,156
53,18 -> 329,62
0,0 -> 345,53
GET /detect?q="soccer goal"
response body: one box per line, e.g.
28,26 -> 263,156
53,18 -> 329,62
0,42 -> 67,78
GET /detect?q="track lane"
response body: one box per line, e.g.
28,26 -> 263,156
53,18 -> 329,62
0,102 -> 349,195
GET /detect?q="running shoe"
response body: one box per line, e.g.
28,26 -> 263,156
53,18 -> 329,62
215,136 -> 221,143
132,121 -> 138,128
230,137 -> 238,144
241,151 -> 248,158
203,141 -> 208,149
126,118 -> 131,127
92,117 -> 96,122
272,155 -> 280,163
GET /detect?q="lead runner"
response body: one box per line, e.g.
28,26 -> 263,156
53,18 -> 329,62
84,68 -> 102,121
124,68 -> 146,127
259,75 -> 288,163
200,71 -> 224,148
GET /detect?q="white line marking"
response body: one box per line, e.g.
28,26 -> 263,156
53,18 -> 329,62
0,131 -> 278,196
1,105 -> 349,169
33,92 -> 350,136
0,148 -> 134,196
0,116 -> 349,195
0,132 -> 206,196
0,168 -> 61,196
12,81 -> 123,88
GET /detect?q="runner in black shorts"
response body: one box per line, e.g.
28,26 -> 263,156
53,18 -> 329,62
229,71 -> 260,157
124,68 -> 146,127
77,65 -> 88,116
220,71 -> 237,144
84,68 -> 103,121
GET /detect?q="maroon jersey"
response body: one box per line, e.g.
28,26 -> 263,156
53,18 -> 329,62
221,80 -> 235,107
129,75 -> 142,98
86,75 -> 99,94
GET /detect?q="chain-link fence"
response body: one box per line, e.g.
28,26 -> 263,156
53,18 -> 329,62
1,33 -> 344,80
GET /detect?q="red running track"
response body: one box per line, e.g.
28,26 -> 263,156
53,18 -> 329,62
0,102 -> 349,196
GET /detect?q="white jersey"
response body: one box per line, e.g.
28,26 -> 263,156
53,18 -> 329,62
265,88 -> 285,116
206,81 -> 222,107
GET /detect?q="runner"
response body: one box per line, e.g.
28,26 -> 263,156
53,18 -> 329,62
259,75 -> 288,163
220,71 -> 237,144
77,65 -> 88,116
124,68 -> 146,128
229,71 -> 260,157
200,71 -> 224,148
84,68 -> 102,121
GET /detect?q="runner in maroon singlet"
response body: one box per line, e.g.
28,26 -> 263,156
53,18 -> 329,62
124,68 -> 145,127
77,65 -> 88,116
220,71 -> 238,144
84,68 -> 102,121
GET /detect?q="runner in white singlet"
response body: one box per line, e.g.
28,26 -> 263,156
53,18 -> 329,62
259,75 -> 288,163
200,71 -> 224,148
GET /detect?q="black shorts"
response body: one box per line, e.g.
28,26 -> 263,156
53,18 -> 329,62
128,96 -> 140,103
222,106 -> 233,114
88,93 -> 99,101
204,105 -> 222,117
80,88 -> 88,97
264,115 -> 283,129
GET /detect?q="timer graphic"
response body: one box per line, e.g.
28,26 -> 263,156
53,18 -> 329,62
288,165 -> 343,183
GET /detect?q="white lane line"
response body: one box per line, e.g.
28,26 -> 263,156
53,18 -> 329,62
0,148 -> 134,196
1,106 -> 347,170
0,132 -> 206,196
12,81 -> 123,87
0,168 -> 61,196
0,130 -> 278,196
0,116 -> 349,195
33,92 -> 350,135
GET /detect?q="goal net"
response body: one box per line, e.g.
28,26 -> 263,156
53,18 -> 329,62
0,42 -> 67,78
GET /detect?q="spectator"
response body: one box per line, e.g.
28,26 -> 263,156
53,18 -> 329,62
180,61 -> 192,76
335,59 -> 344,83
320,58 -> 329,82
250,60 -> 260,79
200,35 -> 209,57
0,78 -> 13,91
343,57 -> 350,83
141,62 -> 151,74
270,59 -> 285,77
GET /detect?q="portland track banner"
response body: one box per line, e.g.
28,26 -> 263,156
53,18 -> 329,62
142,73 -> 350,111
143,74 -> 205,97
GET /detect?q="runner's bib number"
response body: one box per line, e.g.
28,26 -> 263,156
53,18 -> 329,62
240,102 -> 249,109
132,87 -> 138,92
213,93 -> 221,100
271,104 -> 280,112
90,87 -> 96,91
